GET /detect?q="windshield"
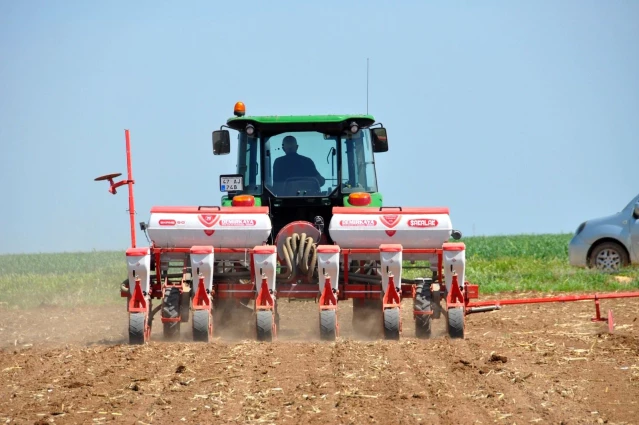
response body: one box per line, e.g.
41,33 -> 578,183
264,131 -> 339,197
236,129 -> 379,198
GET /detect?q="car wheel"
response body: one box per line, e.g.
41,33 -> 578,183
588,241 -> 629,272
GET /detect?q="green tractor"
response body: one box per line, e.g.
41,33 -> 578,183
213,101 -> 389,238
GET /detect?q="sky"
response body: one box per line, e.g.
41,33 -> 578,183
1,0 -> 638,254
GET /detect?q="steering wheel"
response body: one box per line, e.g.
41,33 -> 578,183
283,177 -> 322,195
342,182 -> 365,190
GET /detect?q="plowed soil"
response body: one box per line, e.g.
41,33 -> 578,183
1,293 -> 638,425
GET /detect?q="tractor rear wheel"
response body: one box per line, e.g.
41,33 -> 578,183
192,309 -> 212,342
414,279 -> 432,339
383,307 -> 401,340
447,307 -> 465,339
319,310 -> 337,341
256,310 -> 274,342
162,287 -> 181,340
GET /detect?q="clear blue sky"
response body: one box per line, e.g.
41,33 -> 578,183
1,1 -> 638,254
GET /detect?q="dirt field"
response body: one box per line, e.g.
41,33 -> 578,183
1,294 -> 638,425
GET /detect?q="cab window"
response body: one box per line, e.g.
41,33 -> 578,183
236,132 -> 261,195
341,130 -> 378,193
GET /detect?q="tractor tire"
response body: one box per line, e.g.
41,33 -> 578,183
319,310 -> 337,341
383,307 -> 401,340
414,279 -> 432,339
162,287 -> 181,340
192,309 -> 212,342
180,286 -> 191,323
447,307 -> 465,339
588,241 -> 629,272
129,312 -> 147,345
256,310 -> 274,342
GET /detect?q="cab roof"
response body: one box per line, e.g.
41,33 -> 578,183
226,114 -> 376,133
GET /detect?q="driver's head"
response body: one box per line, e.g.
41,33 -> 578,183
282,135 -> 298,155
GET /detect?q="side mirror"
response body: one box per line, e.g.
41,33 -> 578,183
371,128 -> 388,153
633,203 -> 639,219
212,130 -> 231,155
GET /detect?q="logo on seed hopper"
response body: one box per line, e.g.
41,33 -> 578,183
408,218 -> 438,228
379,215 -> 401,228
219,218 -> 257,226
339,219 -> 377,227
198,214 -> 219,228
379,214 -> 401,237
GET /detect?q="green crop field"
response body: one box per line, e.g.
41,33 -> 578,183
0,251 -> 126,309
0,233 -> 637,309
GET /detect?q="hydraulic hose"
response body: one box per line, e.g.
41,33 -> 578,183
277,235 -> 295,280
206,232 -> 318,282
277,232 -> 318,280
296,233 -> 318,279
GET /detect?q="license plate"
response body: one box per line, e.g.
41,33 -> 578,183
220,175 -> 243,192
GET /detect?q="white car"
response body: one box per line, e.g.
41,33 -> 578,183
569,193 -> 639,271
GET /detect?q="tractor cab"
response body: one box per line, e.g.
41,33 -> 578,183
212,102 -> 389,244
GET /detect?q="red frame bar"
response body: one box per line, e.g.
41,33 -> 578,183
467,291 -> 639,308
124,130 -> 136,248
332,206 -> 450,215
150,245 -> 439,261
437,250 -> 443,285
145,245 -> 440,301
204,282 -> 415,301
150,206 -> 269,214
340,248 -> 441,255
152,247 -> 254,254
465,289 -> 639,331
102,129 -> 138,247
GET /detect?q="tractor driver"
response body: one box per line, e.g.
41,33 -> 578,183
272,135 -> 326,193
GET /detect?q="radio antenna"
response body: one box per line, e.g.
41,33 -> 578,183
366,57 -> 369,114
